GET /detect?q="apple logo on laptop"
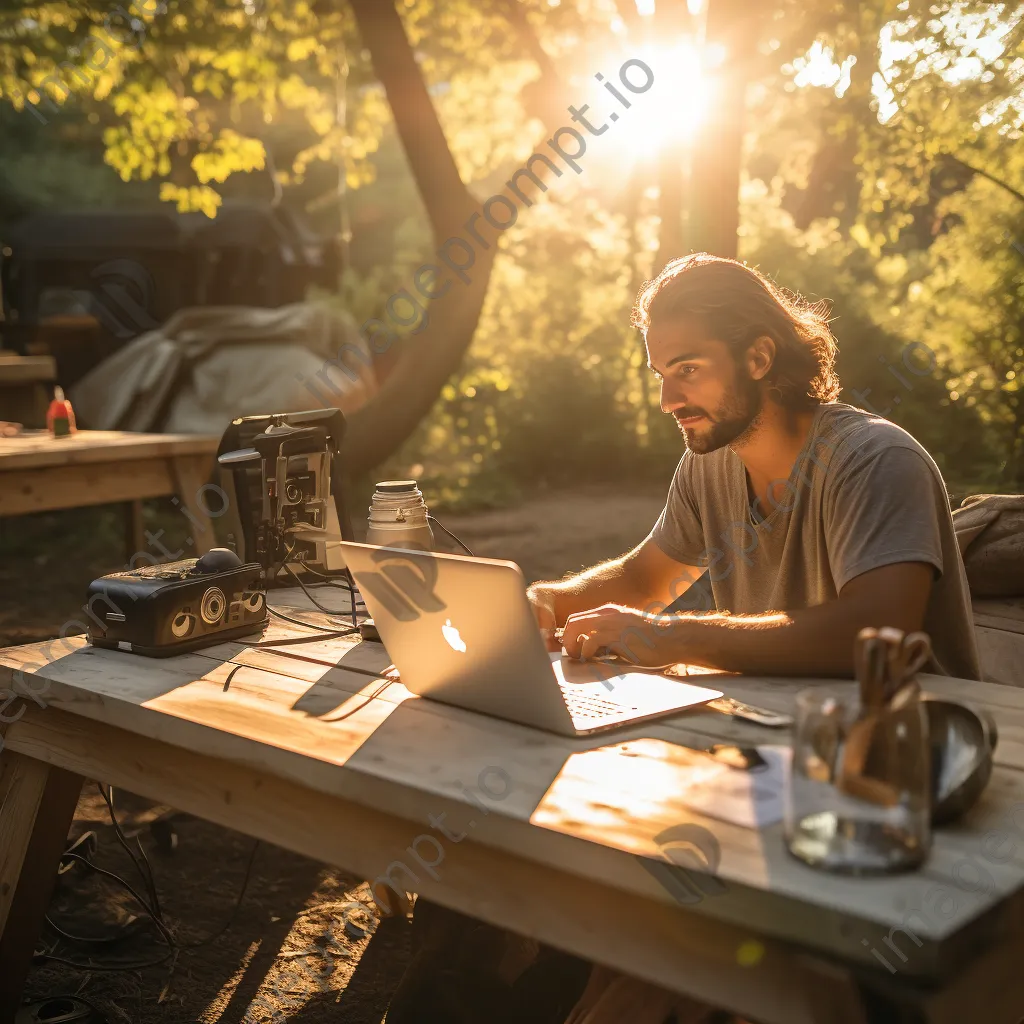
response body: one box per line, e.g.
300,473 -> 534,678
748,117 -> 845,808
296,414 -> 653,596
441,618 -> 467,653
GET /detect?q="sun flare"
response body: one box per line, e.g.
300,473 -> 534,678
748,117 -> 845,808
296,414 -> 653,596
612,40 -> 714,158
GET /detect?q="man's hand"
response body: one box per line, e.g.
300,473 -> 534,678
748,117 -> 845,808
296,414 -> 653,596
527,584 -> 561,651
524,543 -> 704,655
561,604 -> 679,668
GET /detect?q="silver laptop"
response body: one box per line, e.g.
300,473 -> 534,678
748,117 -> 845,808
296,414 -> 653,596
339,541 -> 723,737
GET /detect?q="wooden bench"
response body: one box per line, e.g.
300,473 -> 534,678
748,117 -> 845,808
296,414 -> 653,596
0,353 -> 56,429
0,429 -> 221,558
973,597 -> 1024,687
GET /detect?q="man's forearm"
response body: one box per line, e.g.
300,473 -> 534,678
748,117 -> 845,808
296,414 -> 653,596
662,602 -> 866,677
535,559 -> 652,626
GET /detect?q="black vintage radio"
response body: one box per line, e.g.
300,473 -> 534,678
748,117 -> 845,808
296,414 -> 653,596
86,548 -> 267,657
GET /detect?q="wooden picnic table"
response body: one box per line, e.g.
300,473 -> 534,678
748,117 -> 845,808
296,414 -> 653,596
0,353 -> 56,428
0,429 -> 221,558
1,587 -> 1023,1023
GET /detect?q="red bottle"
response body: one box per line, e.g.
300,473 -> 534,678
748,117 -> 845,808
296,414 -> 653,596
46,386 -> 77,438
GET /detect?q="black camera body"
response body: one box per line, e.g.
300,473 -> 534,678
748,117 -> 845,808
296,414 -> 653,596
87,556 -> 267,657
217,408 -> 354,579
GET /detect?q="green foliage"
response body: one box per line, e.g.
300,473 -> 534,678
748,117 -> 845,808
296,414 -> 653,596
1,0 -> 1022,503
373,198 -> 673,509
739,179 -> 1009,495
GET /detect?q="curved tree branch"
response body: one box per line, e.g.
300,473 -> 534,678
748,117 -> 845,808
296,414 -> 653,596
347,0 -> 478,238
339,0 -> 496,473
942,153 -> 1024,208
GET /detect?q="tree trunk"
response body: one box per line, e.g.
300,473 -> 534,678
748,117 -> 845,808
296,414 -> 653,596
346,0 -> 477,239
654,143 -> 685,272
687,0 -> 759,258
787,5 -> 880,232
652,1 -> 690,273
341,0 -> 496,474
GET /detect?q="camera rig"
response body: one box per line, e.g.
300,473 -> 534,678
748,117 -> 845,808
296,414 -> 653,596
217,408 -> 354,581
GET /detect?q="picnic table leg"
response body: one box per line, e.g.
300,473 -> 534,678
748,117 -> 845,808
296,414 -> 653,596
797,957 -> 872,1024
171,454 -> 217,555
0,750 -> 83,1023
124,499 -> 145,564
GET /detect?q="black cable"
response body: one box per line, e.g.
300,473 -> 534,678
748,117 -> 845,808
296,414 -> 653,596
99,783 -> 161,920
249,628 -> 359,648
19,995 -> 109,1018
33,948 -> 177,972
44,914 -> 137,945
44,804 -> 261,973
301,569 -> 366,606
177,839 -> 260,948
308,578 -> 364,596
323,679 -> 395,721
427,515 -> 474,556
285,563 -> 360,617
134,832 -> 160,916
308,579 -> 365,607
223,663 -> 244,692
57,853 -> 175,947
57,830 -> 97,876
291,562 -> 352,583
45,800 -> 167,953
283,565 -> 366,630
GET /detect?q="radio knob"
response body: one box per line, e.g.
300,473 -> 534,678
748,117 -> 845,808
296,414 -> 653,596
200,587 -> 227,625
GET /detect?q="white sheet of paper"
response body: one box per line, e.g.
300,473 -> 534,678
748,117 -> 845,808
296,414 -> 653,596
674,745 -> 791,829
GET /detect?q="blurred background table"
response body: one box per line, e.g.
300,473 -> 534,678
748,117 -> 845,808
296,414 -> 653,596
0,352 -> 56,428
0,430 -> 220,559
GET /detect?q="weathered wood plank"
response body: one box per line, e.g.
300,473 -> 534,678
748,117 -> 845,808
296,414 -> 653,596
973,598 -> 1024,633
0,354 -> 56,385
0,461 -> 178,516
0,704 -> 922,1024
0,749 -> 83,1023
975,625 -> 1024,688
2,629 -> 1023,976
0,431 -> 218,471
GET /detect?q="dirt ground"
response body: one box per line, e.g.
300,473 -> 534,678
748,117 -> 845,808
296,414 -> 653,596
4,486 -> 666,1023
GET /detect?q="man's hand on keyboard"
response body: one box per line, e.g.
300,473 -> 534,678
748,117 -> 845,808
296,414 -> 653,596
561,604 -> 677,669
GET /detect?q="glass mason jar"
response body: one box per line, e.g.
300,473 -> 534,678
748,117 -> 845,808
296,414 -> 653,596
785,684 -> 931,875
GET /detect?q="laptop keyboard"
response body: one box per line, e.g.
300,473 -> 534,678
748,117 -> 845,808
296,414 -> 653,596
560,686 -> 638,721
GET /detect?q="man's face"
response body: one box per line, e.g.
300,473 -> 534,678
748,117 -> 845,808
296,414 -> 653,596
646,316 -> 763,455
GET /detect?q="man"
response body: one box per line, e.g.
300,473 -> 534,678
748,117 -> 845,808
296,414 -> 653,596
529,252 -> 980,682
386,253 -> 980,1024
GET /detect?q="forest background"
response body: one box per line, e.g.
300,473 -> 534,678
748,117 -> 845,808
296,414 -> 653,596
1,0 -> 1022,510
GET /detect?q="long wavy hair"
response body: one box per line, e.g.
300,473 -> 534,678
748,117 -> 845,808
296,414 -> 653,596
631,253 -> 841,410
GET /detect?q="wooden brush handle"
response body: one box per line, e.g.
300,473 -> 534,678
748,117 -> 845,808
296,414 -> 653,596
836,772 -> 901,808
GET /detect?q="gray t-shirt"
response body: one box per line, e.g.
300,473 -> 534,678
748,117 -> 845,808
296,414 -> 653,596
650,401 -> 980,680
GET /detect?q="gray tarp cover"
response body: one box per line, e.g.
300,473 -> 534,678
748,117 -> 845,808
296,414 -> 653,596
952,493 -> 1024,598
70,303 -> 377,435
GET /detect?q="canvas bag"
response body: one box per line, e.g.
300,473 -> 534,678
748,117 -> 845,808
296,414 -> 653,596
951,494 -> 1024,598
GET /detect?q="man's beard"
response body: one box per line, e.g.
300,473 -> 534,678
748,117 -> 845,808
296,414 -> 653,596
674,372 -> 763,455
